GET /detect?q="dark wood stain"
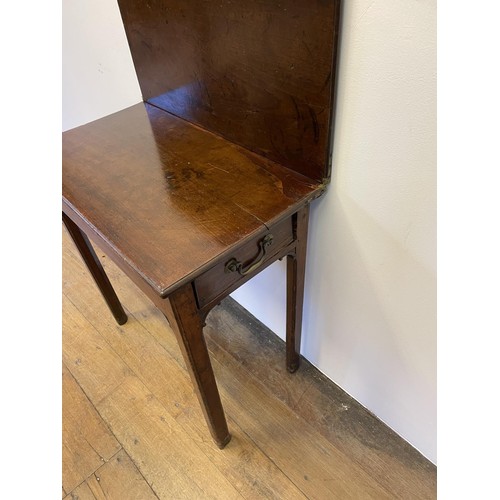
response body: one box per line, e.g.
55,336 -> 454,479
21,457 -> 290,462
286,205 -> 309,372
62,212 -> 128,326
194,217 -> 293,309
117,0 -> 341,182
63,0 -> 343,448
63,103 -> 321,298
163,283 -> 231,448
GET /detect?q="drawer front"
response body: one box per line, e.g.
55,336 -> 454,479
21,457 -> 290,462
194,217 -> 293,309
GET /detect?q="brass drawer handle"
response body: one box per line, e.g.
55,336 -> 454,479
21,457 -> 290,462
224,234 -> 274,276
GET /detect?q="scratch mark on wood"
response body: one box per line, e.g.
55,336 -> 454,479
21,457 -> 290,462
308,106 -> 320,143
234,202 -> 269,230
207,163 -> 230,174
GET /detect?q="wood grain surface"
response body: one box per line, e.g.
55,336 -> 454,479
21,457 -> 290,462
118,0 -> 342,181
63,449 -> 157,500
62,2 -> 437,497
205,299 -> 438,500
63,103 -> 322,298
63,228 -> 437,499
63,229 -> 307,499
62,365 -> 121,494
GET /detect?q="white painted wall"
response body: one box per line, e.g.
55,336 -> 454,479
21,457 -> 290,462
62,0 -> 141,131
63,0 -> 436,463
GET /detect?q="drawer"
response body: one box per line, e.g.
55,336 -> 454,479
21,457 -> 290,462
194,217 -> 293,309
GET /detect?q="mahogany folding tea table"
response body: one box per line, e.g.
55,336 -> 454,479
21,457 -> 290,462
63,0 -> 342,448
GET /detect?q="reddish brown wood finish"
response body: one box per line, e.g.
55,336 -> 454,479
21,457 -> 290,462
117,0 -> 341,182
63,103 -> 322,298
194,217 -> 293,309
162,284 -> 231,448
63,0 -> 342,448
62,212 -> 128,326
286,205 -> 310,372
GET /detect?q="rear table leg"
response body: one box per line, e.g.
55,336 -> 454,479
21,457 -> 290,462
62,212 -> 128,325
286,205 -> 310,373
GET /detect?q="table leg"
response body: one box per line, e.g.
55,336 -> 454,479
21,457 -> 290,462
286,205 -> 309,373
161,283 -> 231,448
62,213 -> 128,325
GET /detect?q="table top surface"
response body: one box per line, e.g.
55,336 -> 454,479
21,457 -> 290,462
63,103 -> 322,296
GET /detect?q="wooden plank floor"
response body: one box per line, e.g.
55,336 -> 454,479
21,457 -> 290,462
63,227 -> 436,499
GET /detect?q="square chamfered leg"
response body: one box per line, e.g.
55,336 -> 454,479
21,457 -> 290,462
62,212 -> 128,326
286,205 -> 310,373
161,283 -> 231,448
